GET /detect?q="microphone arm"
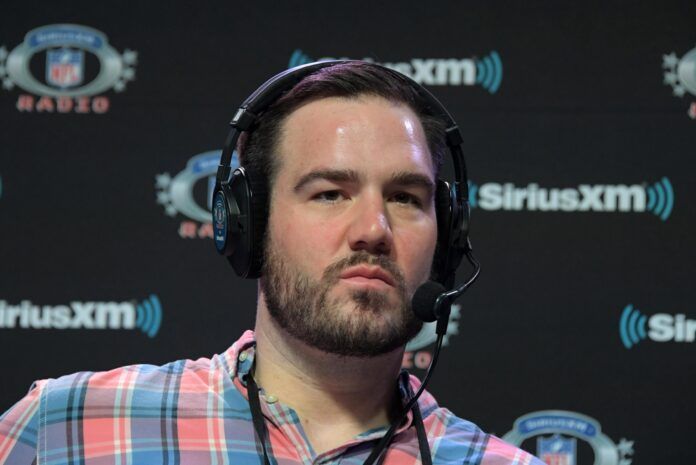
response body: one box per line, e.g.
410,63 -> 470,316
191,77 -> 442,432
435,249 -> 480,335
362,334 -> 444,465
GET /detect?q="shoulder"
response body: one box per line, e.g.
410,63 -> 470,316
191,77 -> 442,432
406,375 -> 542,465
0,335 -> 254,465
37,330 -> 254,400
0,355 -> 234,464
2,330 -> 254,427
37,354 -> 230,409
3,352 -> 235,430
425,408 -> 543,465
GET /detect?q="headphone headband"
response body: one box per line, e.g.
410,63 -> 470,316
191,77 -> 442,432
217,61 -> 468,197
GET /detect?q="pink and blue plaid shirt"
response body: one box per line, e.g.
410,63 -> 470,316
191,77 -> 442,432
0,331 -> 541,465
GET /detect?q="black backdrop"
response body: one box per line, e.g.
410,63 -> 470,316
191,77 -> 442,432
2,2 -> 695,464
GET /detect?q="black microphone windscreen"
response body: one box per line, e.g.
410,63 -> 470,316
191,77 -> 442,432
412,281 -> 447,322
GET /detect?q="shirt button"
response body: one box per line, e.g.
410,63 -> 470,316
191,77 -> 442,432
239,351 -> 248,362
265,394 -> 278,404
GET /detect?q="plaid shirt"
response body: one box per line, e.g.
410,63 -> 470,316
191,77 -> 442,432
0,331 -> 542,465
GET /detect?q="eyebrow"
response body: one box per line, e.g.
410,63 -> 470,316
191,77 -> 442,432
292,168 -> 435,197
388,171 -> 436,198
293,169 -> 361,193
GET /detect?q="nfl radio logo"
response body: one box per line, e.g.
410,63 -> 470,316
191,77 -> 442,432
46,48 -> 84,88
537,434 -> 576,465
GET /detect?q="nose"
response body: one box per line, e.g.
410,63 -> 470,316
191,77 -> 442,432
347,193 -> 393,256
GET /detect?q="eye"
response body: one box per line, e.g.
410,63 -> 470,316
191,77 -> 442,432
390,192 -> 422,207
312,190 -> 345,203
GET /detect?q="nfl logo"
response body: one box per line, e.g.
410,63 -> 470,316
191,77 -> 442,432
537,434 -> 576,465
46,48 -> 84,88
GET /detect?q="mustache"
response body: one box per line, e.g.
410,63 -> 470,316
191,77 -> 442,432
322,251 -> 407,292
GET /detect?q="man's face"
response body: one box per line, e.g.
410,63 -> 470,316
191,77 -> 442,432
261,95 -> 438,357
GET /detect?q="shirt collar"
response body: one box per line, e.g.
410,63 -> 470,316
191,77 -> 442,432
220,330 -> 438,438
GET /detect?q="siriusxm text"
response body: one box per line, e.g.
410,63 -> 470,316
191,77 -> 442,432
0,300 -> 135,329
476,183 -> 646,212
321,57 -> 476,86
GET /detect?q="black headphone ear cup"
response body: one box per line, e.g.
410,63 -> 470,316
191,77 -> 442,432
243,167 -> 268,278
226,167 -> 268,278
225,171 -> 250,274
434,179 -> 453,283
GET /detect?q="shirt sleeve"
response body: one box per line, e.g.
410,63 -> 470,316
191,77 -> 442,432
0,380 -> 45,465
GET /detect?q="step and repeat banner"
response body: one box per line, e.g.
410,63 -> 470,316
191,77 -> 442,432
1,2 -> 695,464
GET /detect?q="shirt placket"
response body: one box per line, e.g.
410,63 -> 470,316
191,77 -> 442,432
233,345 -> 419,465
264,400 -> 319,465
236,346 -> 318,465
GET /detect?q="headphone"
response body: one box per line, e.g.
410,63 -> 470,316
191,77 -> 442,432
212,60 -> 473,291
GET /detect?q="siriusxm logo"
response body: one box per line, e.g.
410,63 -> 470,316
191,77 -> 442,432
289,49 -> 503,94
619,304 -> 696,349
0,295 -> 162,338
469,177 -> 674,221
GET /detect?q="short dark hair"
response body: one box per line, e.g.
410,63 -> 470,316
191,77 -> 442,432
238,61 -> 447,192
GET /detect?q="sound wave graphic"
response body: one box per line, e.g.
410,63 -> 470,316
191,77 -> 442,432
136,294 -> 162,338
619,304 -> 647,349
475,51 -> 503,94
289,49 -> 314,68
646,177 -> 674,221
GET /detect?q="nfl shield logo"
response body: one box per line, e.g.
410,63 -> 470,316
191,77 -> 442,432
46,48 -> 84,88
537,434 -> 576,465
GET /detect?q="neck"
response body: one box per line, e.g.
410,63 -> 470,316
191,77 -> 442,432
253,295 -> 404,454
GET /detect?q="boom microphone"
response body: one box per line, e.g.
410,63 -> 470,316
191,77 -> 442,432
412,281 -> 447,322
411,249 -> 481,329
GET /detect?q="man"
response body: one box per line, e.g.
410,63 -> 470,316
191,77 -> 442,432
0,62 -> 542,465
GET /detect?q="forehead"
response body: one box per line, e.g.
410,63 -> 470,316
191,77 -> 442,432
275,95 -> 434,182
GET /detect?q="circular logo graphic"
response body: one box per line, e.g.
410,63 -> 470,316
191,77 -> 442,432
1,24 -> 136,97
502,410 -> 634,465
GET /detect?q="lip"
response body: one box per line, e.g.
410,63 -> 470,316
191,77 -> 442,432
339,265 -> 396,288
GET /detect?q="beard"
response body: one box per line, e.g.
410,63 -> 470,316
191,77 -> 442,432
261,240 -> 423,357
